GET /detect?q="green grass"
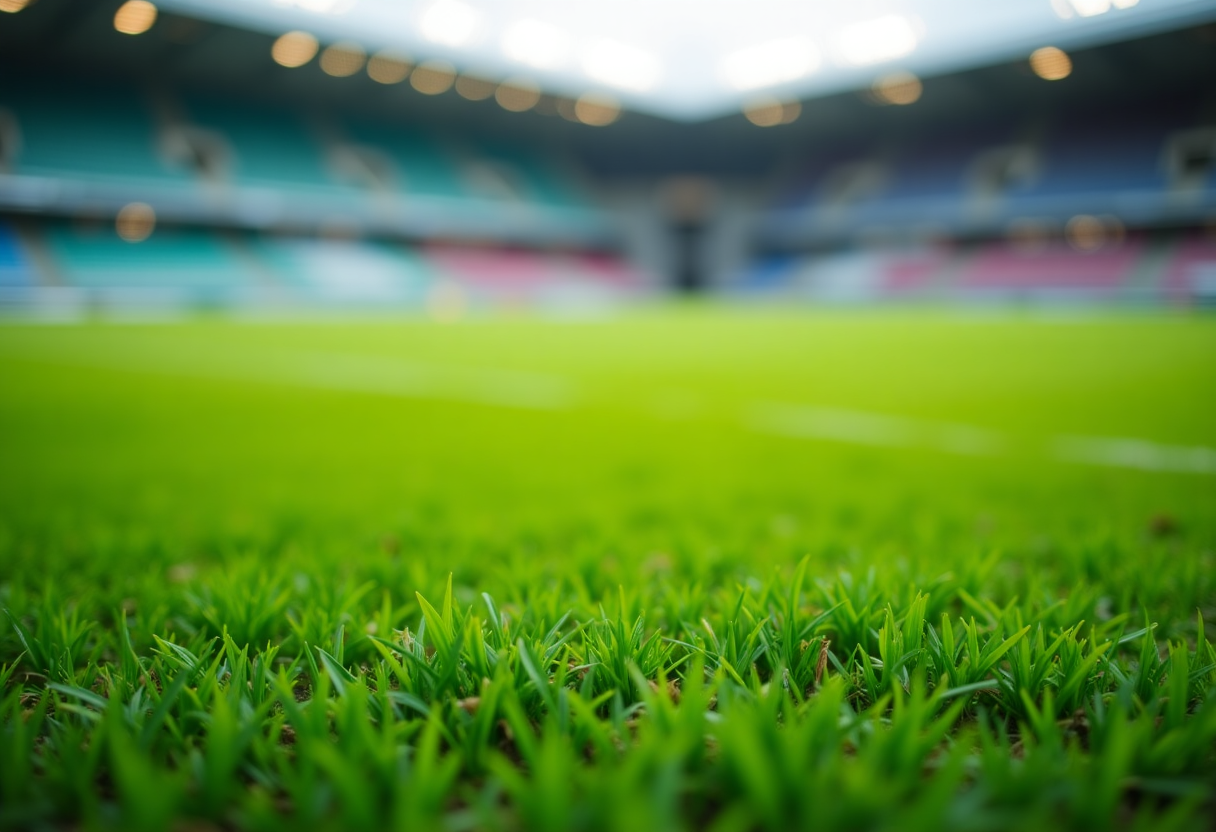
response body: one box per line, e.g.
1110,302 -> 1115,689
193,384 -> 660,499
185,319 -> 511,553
1,308 -> 1214,831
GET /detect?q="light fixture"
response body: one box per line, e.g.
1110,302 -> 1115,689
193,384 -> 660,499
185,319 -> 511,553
114,0 -> 156,35
495,79 -> 541,113
455,75 -> 496,101
721,37 -> 819,91
871,72 -> 922,105
1065,214 -> 1106,251
116,203 -> 156,243
272,31 -> 319,68
0,0 -> 31,13
410,61 -> 456,95
320,42 -> 366,77
1068,0 -> 1111,16
836,15 -> 918,66
742,97 -> 801,127
1029,46 -> 1071,80
502,19 -> 570,69
420,0 -> 479,47
574,93 -> 621,126
367,52 -> 411,84
582,40 -> 660,92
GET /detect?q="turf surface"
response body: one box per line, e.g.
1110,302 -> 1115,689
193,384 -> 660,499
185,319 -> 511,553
1,309 -> 1214,831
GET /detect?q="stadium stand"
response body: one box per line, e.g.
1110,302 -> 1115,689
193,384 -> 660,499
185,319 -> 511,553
956,236 -> 1144,298
2,82 -> 187,185
0,221 -> 34,288
44,221 -> 253,301
1163,231 -> 1216,305
254,236 -> 432,304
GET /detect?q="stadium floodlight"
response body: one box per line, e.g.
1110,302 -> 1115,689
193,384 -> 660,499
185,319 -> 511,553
502,19 -> 571,69
114,0 -> 158,35
154,0 -> 1216,120
1069,0 -> 1112,16
720,37 -> 819,91
834,15 -> 918,66
420,0 -> 481,47
582,39 -> 661,92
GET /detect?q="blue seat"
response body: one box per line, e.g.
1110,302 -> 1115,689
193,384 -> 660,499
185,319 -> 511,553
0,220 -> 35,287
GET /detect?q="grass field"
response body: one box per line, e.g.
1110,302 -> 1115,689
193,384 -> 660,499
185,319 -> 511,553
1,308 -> 1215,831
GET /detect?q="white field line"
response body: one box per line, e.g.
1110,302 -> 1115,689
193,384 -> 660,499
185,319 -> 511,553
748,402 -> 1216,475
748,403 -> 1006,456
1054,436 -> 1216,475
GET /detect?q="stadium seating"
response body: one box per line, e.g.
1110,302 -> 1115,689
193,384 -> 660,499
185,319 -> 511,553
340,119 -> 469,200
253,236 -> 433,303
1,82 -> 188,184
0,221 -> 34,288
1163,232 -> 1216,304
734,246 -> 950,301
44,221 -> 253,301
956,237 -> 1143,296
181,96 -> 348,193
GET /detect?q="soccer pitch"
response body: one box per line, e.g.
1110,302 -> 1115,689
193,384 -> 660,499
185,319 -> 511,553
1,309 -> 1214,831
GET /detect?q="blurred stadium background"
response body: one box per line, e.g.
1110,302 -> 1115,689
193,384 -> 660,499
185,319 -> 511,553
1,0 -> 1216,316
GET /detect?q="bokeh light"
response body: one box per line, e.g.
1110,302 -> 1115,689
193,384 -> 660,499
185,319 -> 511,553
871,72 -> 923,105
113,0 -> 157,35
574,93 -> 621,126
420,0 -> 479,47
455,75 -> 496,101
743,97 -> 782,127
410,61 -> 456,95
502,19 -> 570,69
320,42 -> 366,77
495,79 -> 541,112
115,203 -> 156,243
272,31 -> 319,68
0,0 -> 31,13
1065,214 -> 1107,251
742,97 -> 800,127
427,281 -> 467,323
1030,46 -> 1072,80
367,52 -> 411,84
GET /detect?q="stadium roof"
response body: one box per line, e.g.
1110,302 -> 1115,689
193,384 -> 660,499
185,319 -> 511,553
154,0 -> 1216,120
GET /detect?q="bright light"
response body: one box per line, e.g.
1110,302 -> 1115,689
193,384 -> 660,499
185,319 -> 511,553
1030,46 -> 1072,80
1066,214 -> 1107,251
114,0 -> 157,35
1112,0 -> 1139,7
582,40 -> 660,92
721,37 -> 819,91
420,1 -> 480,47
367,51 -> 410,84
455,75 -> 496,100
320,42 -> 365,77
836,15 -> 918,66
574,93 -> 621,126
871,71 -> 922,105
1069,0 -> 1111,16
272,31 -> 319,67
502,19 -> 570,69
742,96 -> 800,127
277,0 -> 354,11
495,78 -> 541,112
410,61 -> 456,94
116,203 -> 156,243
0,0 -> 31,13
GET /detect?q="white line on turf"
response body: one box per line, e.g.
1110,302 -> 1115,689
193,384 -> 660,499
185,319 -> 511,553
748,403 -> 1006,456
747,402 -> 1215,474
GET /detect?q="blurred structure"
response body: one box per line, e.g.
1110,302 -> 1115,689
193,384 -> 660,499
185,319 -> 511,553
1,0 -> 1215,314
